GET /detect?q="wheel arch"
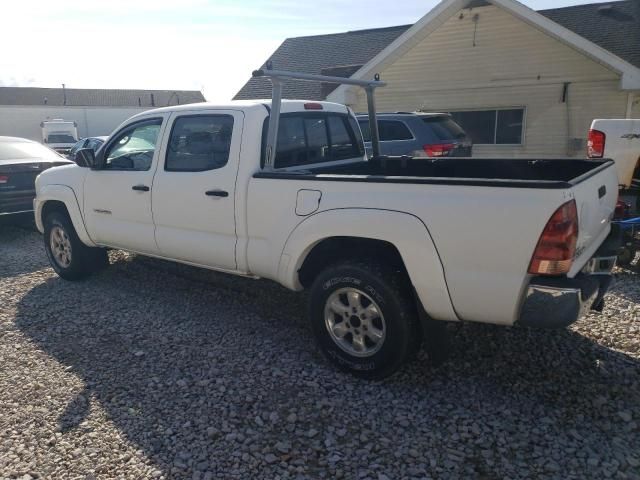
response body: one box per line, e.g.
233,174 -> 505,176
36,185 -> 96,247
279,208 -> 459,322
298,237 -> 406,288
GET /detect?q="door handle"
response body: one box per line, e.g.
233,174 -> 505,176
132,185 -> 150,192
205,190 -> 229,197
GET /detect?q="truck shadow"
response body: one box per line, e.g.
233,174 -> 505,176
12,253 -> 640,478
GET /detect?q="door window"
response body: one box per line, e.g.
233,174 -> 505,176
357,119 -> 414,141
166,115 -> 234,171
103,119 -> 162,170
379,121 -> 414,141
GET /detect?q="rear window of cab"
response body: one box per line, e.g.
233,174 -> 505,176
262,113 -> 364,169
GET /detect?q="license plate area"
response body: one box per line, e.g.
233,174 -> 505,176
581,256 -> 617,274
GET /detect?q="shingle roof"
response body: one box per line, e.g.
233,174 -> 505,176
234,0 -> 640,101
0,87 -> 205,107
234,25 -> 410,101
540,0 -> 640,70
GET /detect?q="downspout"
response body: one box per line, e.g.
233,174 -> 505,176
562,82 -> 572,156
626,92 -> 635,119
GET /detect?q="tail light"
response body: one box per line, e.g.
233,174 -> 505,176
614,199 -> 630,219
424,143 -> 455,157
528,200 -> 578,276
0,175 -> 8,184
587,129 -> 605,158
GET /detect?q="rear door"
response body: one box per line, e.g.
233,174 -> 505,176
0,142 -> 70,214
151,109 -> 243,270
0,161 -> 48,214
357,118 -> 415,156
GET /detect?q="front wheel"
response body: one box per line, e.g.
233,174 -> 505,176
309,260 -> 421,379
44,211 -> 108,280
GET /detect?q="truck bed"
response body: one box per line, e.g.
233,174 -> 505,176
255,157 -> 614,189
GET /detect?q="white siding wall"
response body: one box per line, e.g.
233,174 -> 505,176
353,4 -> 634,157
0,105 -> 149,143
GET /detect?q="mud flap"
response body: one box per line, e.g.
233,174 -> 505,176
416,298 -> 450,367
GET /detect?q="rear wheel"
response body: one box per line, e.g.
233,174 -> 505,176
309,260 -> 421,379
44,211 -> 108,280
617,245 -> 635,267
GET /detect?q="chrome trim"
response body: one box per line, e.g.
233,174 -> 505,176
519,282 -> 598,329
0,209 -> 34,216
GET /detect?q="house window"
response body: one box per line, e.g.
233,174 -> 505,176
449,109 -> 524,145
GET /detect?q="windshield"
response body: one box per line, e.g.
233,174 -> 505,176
47,134 -> 77,144
0,141 -> 62,161
421,116 -> 467,141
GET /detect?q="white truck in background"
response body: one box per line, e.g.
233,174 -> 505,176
33,69 -> 621,379
41,119 -> 79,154
588,119 -> 640,207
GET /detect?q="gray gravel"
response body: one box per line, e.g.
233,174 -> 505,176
1,224 -> 639,480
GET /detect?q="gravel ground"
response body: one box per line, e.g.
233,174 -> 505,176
1,224 -> 639,480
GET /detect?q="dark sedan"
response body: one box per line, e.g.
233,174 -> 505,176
0,137 -> 72,217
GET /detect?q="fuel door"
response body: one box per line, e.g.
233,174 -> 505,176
295,189 -> 322,216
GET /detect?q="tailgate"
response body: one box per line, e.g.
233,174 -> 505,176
568,161 -> 618,276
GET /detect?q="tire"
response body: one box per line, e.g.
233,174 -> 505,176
44,211 -> 108,280
309,260 -> 421,380
617,246 -> 634,267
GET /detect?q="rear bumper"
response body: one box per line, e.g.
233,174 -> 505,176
518,275 -> 604,328
517,226 -> 620,328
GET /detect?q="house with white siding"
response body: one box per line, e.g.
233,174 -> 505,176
236,0 -> 640,158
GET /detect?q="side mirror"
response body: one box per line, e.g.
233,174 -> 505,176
75,148 -> 95,168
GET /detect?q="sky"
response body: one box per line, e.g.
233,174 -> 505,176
0,0 -> 614,102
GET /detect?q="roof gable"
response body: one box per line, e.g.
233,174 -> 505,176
328,0 -> 640,102
235,0 -> 640,101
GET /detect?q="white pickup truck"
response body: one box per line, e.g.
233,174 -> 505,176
34,69 -> 620,379
588,119 -> 640,207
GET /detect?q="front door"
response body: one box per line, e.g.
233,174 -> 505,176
83,115 -> 168,254
151,110 -> 243,270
